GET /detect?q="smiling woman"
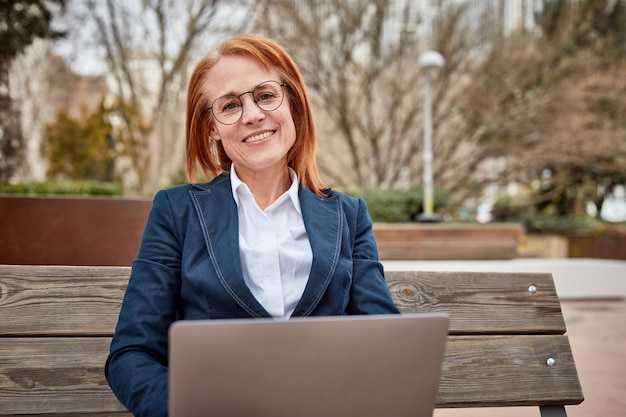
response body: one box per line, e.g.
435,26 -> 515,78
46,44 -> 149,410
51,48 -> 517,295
202,54 -> 298,200
105,34 -> 400,417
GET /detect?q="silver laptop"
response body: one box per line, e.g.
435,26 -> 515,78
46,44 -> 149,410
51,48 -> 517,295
169,313 -> 449,417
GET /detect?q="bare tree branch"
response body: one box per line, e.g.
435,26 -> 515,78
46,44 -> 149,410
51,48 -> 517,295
71,0 -> 252,192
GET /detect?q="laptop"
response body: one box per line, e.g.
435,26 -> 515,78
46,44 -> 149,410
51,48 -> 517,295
169,313 -> 449,417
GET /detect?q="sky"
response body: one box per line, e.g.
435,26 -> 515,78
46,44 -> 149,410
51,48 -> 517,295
49,0 -> 251,76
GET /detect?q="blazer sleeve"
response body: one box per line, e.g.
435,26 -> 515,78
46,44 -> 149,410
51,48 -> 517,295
346,197 -> 400,315
105,189 -> 182,417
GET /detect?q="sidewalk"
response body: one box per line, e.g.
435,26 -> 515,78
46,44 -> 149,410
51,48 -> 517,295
432,299 -> 626,417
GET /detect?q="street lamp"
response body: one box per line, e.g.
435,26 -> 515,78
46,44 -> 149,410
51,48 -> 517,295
416,50 -> 445,223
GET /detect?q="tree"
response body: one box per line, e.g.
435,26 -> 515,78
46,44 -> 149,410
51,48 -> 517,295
0,0 -> 65,182
254,1 -> 508,195
42,98 -> 149,182
43,106 -> 114,181
256,0 -> 432,189
257,0 -> 625,219
60,0 -> 253,192
460,0 -> 626,217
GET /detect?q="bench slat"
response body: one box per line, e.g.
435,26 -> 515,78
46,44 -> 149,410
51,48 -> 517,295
1,266 -> 566,336
0,337 -> 129,415
1,415 -> 131,417
0,334 -> 583,414
439,335 -> 583,407
387,270 -> 566,334
0,265 -> 129,336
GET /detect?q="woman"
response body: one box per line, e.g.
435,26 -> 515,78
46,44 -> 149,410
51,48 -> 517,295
105,33 -> 399,417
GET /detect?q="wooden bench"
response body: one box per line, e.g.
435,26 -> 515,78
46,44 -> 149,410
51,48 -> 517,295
0,265 -> 583,416
372,223 -> 524,260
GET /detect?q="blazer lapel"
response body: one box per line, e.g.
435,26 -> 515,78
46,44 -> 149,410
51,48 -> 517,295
189,176 -> 270,318
293,187 -> 342,316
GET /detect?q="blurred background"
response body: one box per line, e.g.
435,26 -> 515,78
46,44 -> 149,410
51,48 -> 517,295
1,0 -> 625,241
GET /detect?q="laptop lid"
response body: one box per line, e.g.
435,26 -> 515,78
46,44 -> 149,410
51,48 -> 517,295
169,313 -> 448,417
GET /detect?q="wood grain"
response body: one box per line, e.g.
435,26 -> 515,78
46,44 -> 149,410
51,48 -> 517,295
387,270 -> 566,334
0,337 -> 129,415
438,335 -> 583,407
0,265 -> 583,416
0,265 -> 129,336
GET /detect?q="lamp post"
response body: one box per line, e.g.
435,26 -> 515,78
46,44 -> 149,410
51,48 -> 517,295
416,51 -> 445,223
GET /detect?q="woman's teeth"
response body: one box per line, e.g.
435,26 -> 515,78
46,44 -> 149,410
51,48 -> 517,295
244,131 -> 274,143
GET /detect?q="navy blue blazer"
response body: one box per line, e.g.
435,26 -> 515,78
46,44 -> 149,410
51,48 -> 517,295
105,173 -> 399,417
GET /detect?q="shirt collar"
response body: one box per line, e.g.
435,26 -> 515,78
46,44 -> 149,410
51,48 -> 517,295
230,165 -> 302,214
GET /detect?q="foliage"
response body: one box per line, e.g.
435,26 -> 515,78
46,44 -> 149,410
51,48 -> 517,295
462,0 -> 626,218
60,0 -> 251,192
346,187 -> 448,223
0,0 -> 65,182
0,180 -> 122,196
490,194 -> 528,220
42,99 -> 148,184
0,95 -> 22,183
257,0 -> 625,218
519,215 -> 604,235
43,107 -> 113,180
491,189 -> 606,235
0,0 -> 65,63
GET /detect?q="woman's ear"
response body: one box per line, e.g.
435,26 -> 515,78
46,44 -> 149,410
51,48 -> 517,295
209,124 -> 221,141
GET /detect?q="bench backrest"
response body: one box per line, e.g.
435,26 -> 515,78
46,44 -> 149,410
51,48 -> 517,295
0,265 -> 583,415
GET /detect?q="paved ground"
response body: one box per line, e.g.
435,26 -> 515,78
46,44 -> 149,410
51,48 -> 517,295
432,299 -> 626,417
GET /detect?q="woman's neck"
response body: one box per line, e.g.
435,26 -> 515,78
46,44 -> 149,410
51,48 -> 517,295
235,165 -> 292,210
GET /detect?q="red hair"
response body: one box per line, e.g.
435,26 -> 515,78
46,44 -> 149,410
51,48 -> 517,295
185,34 -> 325,196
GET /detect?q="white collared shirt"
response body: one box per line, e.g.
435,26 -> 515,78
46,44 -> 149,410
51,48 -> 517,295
231,166 -> 313,318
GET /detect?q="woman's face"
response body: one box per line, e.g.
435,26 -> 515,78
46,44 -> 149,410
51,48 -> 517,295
206,55 -> 296,178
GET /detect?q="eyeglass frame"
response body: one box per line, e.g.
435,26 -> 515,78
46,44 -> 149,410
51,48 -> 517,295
205,80 -> 289,125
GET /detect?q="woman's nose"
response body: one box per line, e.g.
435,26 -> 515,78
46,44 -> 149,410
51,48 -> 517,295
240,94 -> 265,124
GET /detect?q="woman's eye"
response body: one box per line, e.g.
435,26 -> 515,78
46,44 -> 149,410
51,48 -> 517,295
256,92 -> 275,102
221,100 -> 240,112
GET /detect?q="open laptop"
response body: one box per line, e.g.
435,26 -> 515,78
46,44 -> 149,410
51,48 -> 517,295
169,313 -> 449,417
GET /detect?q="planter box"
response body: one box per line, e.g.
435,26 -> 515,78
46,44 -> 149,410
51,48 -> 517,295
372,223 -> 523,260
522,234 -> 569,258
568,229 -> 626,260
1,195 -> 523,264
0,195 -> 152,266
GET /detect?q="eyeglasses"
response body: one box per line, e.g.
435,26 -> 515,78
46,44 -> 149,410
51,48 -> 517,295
206,80 -> 288,125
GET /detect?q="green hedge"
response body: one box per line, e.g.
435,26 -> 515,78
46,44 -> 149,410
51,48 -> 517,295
0,181 -> 123,196
345,188 -> 448,223
519,215 -> 604,235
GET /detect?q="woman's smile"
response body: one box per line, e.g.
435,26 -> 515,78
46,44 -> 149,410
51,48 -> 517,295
243,130 -> 276,143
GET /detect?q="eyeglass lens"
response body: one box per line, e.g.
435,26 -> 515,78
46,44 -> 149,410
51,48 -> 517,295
210,81 -> 285,125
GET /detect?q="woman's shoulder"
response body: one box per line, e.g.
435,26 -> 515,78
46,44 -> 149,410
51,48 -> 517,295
157,174 -> 230,198
159,175 -> 230,194
323,187 -> 359,200
322,188 -> 365,210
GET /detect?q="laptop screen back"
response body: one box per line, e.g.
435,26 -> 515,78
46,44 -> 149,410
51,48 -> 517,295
169,313 -> 448,417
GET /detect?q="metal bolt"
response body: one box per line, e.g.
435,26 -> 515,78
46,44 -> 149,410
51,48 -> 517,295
528,285 -> 537,294
547,358 -> 557,367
